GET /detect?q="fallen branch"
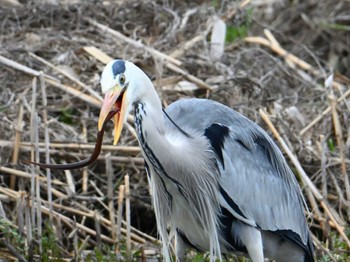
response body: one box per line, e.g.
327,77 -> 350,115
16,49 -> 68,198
0,55 -> 44,78
83,46 -> 113,64
0,166 -> 65,186
45,78 -> 101,108
245,30 -> 320,76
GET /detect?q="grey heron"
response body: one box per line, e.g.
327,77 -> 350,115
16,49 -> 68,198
97,60 -> 314,262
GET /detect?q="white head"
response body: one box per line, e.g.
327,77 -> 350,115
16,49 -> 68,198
98,60 -> 156,145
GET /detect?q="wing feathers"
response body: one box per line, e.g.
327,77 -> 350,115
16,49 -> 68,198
164,98 -> 312,255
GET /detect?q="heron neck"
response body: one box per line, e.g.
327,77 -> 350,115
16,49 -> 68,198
134,98 -> 203,168
134,95 -> 166,143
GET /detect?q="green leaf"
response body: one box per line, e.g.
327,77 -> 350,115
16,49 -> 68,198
327,138 -> 335,152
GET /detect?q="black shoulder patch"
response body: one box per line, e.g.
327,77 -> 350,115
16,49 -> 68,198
204,123 -> 230,168
112,60 -> 126,77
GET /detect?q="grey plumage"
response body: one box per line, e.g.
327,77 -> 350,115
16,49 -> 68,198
99,60 -> 314,262
164,99 -> 314,261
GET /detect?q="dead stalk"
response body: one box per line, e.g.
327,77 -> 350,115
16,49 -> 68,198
30,76 -> 38,233
117,185 -> 125,243
330,94 -> 350,205
82,122 -> 89,193
35,175 -> 42,253
320,135 -> 328,199
44,78 -> 101,107
125,175 -> 131,261
106,153 -> 117,240
11,104 -> 23,189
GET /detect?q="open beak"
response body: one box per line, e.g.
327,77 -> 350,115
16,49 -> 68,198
98,88 -> 128,145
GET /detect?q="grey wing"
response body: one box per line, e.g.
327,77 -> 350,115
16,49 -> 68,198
165,98 -> 309,245
219,125 -> 308,241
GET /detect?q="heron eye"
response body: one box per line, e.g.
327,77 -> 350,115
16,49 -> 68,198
119,74 -> 126,85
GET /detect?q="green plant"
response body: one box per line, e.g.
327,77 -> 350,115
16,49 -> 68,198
226,7 -> 253,43
41,223 -> 64,262
318,255 -> 332,262
0,217 -> 27,256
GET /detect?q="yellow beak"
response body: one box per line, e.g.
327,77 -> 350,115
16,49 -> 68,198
98,89 -> 128,145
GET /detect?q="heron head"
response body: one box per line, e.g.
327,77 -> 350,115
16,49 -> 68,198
98,59 -> 150,145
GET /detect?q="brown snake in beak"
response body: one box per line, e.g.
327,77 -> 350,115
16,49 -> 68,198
24,109 -> 119,170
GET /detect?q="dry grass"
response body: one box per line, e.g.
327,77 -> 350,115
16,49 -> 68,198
0,0 -> 349,261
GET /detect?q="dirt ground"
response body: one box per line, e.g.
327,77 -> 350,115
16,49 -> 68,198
0,0 -> 349,261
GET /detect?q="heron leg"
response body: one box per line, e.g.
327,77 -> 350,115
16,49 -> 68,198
232,222 -> 264,262
175,232 -> 187,262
